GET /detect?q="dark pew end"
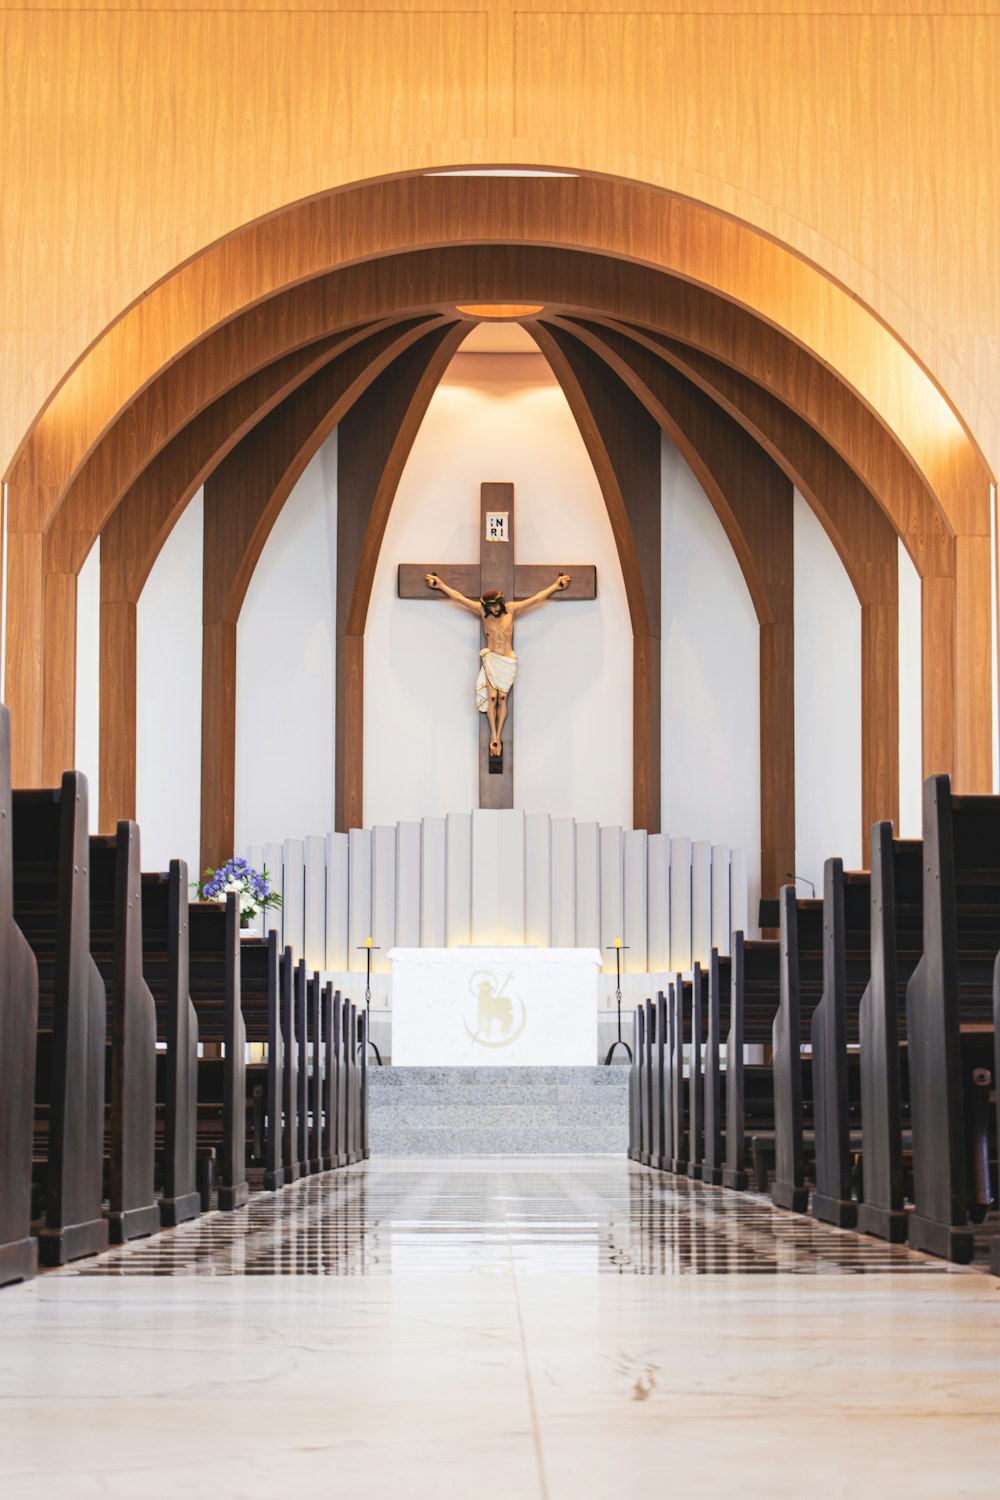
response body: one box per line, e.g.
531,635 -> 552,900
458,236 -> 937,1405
0,1237 -> 39,1289
907,1214 -> 976,1265
856,1202 -> 909,1243
159,1191 -> 202,1229
36,1215 -> 109,1268
811,1191 -> 858,1230
106,1202 -> 162,1246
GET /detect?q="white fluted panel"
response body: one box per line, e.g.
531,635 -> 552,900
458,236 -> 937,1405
711,843 -> 731,955
246,845 -> 264,880
348,827 -> 372,972
325,832 -> 349,970
669,836 -> 692,972
263,841 -> 283,945
623,829 -> 648,973
575,821 -> 600,950
730,845 -> 749,940
599,825 -> 623,971
282,838 -> 305,959
472,809 -> 525,945
524,813 -> 551,947
646,833 -> 669,972
550,817 -> 576,946
420,817 -> 446,947
303,835 -> 326,971
371,825 -> 397,972
396,821 -> 421,949
691,840 -> 712,968
445,812 -> 471,947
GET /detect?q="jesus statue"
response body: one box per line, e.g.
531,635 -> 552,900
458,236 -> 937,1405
425,571 -> 571,756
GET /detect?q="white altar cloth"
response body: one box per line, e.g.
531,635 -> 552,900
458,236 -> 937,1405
388,947 -> 601,1066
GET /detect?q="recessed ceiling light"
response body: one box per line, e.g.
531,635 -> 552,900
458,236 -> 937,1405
455,303 -> 544,320
427,169 -> 576,178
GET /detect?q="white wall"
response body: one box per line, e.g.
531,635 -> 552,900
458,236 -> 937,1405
364,351 -> 633,827
898,537 -> 923,839
236,435 -> 338,850
74,538 -> 100,831
794,490 -> 862,887
660,434 -> 761,923
136,489 -> 204,878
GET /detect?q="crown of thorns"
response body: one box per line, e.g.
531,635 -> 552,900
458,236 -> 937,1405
481,589 -> 506,610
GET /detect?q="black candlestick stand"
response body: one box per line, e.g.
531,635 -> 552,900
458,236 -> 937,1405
357,942 -> 383,1065
603,942 -> 633,1065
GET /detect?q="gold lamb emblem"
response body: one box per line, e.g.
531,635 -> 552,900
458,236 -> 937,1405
464,971 -> 527,1048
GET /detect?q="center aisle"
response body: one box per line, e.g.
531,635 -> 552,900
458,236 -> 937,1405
2,1160 -> 998,1499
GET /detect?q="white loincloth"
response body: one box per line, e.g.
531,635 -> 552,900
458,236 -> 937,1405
476,648 -> 518,711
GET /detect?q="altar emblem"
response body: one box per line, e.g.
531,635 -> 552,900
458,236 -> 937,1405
464,970 -> 527,1048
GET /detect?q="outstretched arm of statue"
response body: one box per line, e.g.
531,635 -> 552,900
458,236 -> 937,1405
508,573 -> 571,615
425,573 -> 481,614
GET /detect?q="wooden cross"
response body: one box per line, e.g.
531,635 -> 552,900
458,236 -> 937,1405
398,482 -> 597,809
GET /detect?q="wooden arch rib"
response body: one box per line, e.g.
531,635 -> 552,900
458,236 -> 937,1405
526,323 -> 663,833
8,176 -> 984,545
9,242 -> 974,788
534,321 -> 796,894
99,319 -> 452,835
199,321 -> 466,866
552,316 -> 901,851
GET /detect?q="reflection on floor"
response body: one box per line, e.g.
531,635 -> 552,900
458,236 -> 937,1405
65,1156 -> 960,1277
4,1159 -> 1000,1499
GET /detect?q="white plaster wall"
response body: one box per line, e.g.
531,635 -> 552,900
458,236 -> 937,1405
660,435 -> 761,926
136,490 -> 204,878
235,435 -> 338,850
74,538 -> 101,831
794,490 -> 862,887
898,537 -> 923,839
365,351 -> 633,827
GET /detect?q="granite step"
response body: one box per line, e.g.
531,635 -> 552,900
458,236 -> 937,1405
368,1065 -> 629,1155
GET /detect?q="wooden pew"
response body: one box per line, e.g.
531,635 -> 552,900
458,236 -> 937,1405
651,990 -> 668,1172
188,893 -> 247,1210
627,1005 -> 643,1162
855,824 -> 921,1243
906,775 -> 999,1262
325,984 -> 340,1170
0,705 -> 40,1288
810,860 -> 871,1228
358,1008 -> 370,1160
702,949 -> 731,1185
238,930 -> 284,1190
772,889 -> 824,1212
308,971 -> 323,1173
280,944 -> 301,1181
141,861 -> 201,1226
669,974 -> 688,1174
722,934 -> 748,1189
638,999 -> 653,1166
993,960 -> 1000,1277
687,965 -> 705,1180
295,958 -> 311,1173
89,822 -> 160,1243
13,774 -> 110,1265
343,999 -> 359,1164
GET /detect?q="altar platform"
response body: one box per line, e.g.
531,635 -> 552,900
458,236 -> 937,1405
368,1066 -> 630,1155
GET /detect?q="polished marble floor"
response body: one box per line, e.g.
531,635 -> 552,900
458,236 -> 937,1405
2,1158 -> 999,1498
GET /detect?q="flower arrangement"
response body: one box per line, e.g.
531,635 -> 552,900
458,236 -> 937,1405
194,857 -> 283,929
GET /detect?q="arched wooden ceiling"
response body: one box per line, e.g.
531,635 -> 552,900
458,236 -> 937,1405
2,174 -> 991,878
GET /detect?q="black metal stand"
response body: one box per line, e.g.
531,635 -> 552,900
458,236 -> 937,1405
603,941 -> 633,1065
357,941 -> 383,1065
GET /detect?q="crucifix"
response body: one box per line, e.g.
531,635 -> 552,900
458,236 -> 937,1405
398,482 -> 597,809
